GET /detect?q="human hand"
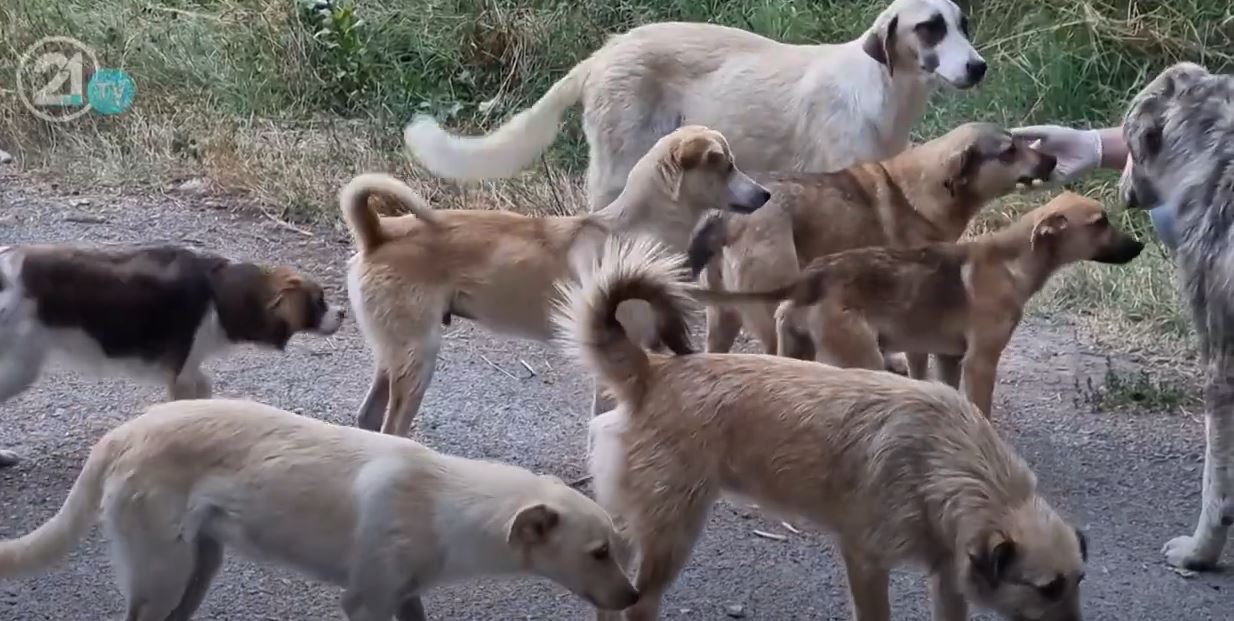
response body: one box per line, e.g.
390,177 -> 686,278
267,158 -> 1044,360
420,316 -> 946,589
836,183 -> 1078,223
1010,125 -> 1104,183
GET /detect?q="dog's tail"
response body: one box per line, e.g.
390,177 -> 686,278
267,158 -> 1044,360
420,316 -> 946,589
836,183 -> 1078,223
403,57 -> 594,180
686,211 -> 744,278
681,283 -> 795,306
0,434 -> 114,577
338,173 -> 439,255
554,236 -> 695,407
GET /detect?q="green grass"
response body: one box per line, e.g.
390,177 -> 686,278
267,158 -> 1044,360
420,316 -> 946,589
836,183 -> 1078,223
1,0 -> 1231,369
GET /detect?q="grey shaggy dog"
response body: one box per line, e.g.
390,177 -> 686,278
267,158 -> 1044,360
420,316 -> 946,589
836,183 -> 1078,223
1121,61 -> 1234,570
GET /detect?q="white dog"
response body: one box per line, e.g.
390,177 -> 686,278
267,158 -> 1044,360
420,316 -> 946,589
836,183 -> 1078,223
0,399 -> 639,620
405,0 -> 986,211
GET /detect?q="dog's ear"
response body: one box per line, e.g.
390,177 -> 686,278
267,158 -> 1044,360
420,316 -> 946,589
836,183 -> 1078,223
661,134 -> 712,201
970,530 -> 1018,587
1031,213 -> 1069,251
673,135 -> 712,171
863,15 -> 898,76
508,503 -> 561,547
942,145 -> 975,196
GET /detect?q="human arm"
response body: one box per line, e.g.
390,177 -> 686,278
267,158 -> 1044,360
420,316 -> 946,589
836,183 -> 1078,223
1010,125 -> 1128,182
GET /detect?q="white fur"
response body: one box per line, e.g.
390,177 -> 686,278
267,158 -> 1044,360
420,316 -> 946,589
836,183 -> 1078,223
405,0 -> 984,212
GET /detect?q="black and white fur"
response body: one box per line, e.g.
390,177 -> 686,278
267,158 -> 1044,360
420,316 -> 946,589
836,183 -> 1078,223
0,244 -> 344,467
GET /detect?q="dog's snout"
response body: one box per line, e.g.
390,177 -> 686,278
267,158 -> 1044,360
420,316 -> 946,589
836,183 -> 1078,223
729,178 -> 772,213
966,59 -> 988,84
1094,238 -> 1145,265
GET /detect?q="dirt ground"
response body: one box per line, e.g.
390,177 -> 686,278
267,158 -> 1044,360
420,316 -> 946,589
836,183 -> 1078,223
0,168 -> 1230,619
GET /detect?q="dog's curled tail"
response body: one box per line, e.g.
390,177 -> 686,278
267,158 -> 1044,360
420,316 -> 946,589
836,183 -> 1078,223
403,57 -> 594,180
339,173 -> 438,255
554,236 -> 695,407
0,435 -> 114,577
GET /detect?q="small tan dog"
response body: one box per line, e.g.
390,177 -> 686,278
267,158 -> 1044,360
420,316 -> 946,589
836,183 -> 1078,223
343,126 -> 769,436
694,191 -> 1144,417
0,399 -> 639,621
556,237 -> 1088,621
688,122 -> 1057,365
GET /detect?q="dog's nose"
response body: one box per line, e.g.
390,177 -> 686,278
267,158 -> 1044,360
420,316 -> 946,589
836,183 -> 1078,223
967,59 -> 987,83
621,588 -> 640,608
756,188 -> 771,205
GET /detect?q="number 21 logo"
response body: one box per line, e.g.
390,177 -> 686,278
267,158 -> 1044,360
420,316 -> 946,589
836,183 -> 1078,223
32,50 -> 86,108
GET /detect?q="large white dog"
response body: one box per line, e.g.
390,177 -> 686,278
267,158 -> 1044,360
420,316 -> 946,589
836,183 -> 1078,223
405,0 -> 986,211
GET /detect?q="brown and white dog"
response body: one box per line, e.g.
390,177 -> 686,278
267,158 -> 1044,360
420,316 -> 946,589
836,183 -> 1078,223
690,191 -> 1144,417
343,126 -> 769,437
0,244 -> 344,466
556,237 -> 1088,621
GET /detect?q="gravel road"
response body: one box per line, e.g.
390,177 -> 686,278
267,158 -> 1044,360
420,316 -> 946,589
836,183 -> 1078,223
1,169 -> 1230,620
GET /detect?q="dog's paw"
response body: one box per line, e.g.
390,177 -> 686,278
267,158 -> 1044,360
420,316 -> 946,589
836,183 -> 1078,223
1162,534 -> 1221,571
0,449 -> 20,468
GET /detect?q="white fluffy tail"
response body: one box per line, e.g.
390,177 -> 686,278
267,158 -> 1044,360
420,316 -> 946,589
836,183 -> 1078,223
0,436 -> 112,577
404,58 -> 593,180
554,236 -> 695,408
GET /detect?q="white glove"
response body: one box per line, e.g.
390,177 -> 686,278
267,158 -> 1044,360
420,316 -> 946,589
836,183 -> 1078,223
1010,125 -> 1104,183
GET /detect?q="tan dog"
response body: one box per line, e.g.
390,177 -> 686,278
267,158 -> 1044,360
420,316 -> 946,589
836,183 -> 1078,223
555,237 -> 1088,621
0,399 -> 639,621
693,192 -> 1144,417
343,126 -> 769,436
688,122 -> 1057,368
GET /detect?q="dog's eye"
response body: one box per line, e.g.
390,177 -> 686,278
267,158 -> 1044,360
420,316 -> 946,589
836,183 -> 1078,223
1036,576 -> 1066,600
959,15 -> 970,37
915,13 -> 948,45
591,544 -> 610,561
1143,126 -> 1163,155
1092,215 -> 1109,228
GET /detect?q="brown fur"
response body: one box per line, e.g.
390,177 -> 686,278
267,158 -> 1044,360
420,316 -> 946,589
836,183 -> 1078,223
691,192 -> 1144,418
341,126 -> 770,437
687,122 -> 1057,370
557,237 -> 1088,621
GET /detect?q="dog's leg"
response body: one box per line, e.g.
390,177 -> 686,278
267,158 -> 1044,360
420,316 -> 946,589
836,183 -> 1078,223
113,520 -> 198,621
935,355 -> 962,389
840,546 -> 891,621
774,304 -> 814,361
0,341 -> 45,466
168,367 -> 211,401
959,338 -> 1010,418
357,367 -> 391,431
705,306 -> 742,354
167,537 -> 224,621
396,596 -> 427,621
741,304 -> 780,356
928,567 -> 967,621
380,333 -> 442,437
621,496 -> 714,621
812,309 -> 884,370
0,347 -> 43,403
905,353 -> 930,380
1163,360 -> 1234,570
703,266 -> 741,353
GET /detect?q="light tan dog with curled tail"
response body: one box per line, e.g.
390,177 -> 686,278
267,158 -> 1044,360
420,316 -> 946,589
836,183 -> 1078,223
0,399 -> 639,621
342,125 -> 770,435
556,236 -> 1088,621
